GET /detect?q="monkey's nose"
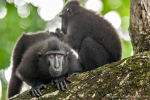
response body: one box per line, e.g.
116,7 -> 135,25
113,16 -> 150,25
54,57 -> 59,68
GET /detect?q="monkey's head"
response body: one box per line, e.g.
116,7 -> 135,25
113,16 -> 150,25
59,0 -> 81,34
37,37 -> 69,77
46,50 -> 66,77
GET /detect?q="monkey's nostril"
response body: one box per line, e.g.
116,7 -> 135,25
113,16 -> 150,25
54,64 -> 59,68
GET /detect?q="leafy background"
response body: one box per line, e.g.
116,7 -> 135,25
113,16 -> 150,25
0,0 -> 131,99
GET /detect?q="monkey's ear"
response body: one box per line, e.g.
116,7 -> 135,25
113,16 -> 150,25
37,52 -> 42,60
67,8 -> 73,16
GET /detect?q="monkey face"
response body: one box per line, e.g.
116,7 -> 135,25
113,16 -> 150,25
60,6 -> 74,34
59,11 -> 69,34
60,1 -> 82,35
46,51 -> 65,77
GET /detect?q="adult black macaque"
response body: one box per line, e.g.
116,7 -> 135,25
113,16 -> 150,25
60,0 -> 122,71
8,30 -> 82,98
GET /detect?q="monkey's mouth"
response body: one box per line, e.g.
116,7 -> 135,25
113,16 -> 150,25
49,68 -> 62,77
50,71 -> 61,77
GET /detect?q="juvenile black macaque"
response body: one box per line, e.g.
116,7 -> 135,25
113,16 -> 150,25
60,0 -> 122,71
8,30 -> 81,98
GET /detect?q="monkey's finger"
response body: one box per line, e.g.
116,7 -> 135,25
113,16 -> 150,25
56,83 -> 60,90
63,80 -> 68,89
31,89 -> 37,97
36,89 -> 42,96
65,79 -> 71,83
33,89 -> 41,97
30,90 -> 36,97
60,82 -> 65,90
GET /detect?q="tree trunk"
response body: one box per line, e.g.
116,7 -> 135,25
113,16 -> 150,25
9,0 -> 150,99
129,0 -> 150,54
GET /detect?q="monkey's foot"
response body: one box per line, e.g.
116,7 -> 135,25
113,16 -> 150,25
51,77 -> 71,90
30,84 -> 46,97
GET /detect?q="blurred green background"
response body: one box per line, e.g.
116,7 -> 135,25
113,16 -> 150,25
0,0 -> 132,99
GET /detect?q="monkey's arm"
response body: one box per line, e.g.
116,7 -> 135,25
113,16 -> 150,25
16,68 -> 46,97
16,62 -> 46,97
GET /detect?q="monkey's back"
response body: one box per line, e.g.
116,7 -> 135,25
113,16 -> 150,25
79,8 -> 122,61
60,0 -> 122,71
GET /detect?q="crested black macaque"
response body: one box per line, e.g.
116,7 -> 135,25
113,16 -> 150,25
8,31 -> 82,98
60,0 -> 122,71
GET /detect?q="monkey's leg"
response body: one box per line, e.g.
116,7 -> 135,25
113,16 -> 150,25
8,34 -> 28,98
7,71 -> 23,98
79,36 -> 110,71
16,66 -> 46,97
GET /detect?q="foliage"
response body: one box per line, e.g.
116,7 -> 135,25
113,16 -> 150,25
0,2 -> 46,70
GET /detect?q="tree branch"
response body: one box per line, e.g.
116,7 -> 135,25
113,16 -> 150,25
9,51 -> 150,100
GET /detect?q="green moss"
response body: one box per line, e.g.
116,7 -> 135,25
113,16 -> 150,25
129,65 -> 139,71
76,72 -> 89,79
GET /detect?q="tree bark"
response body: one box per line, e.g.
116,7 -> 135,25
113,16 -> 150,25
129,0 -> 150,54
9,51 -> 150,100
9,0 -> 150,99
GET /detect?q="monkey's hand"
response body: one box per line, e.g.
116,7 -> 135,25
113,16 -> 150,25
30,84 -> 46,97
51,77 -> 71,90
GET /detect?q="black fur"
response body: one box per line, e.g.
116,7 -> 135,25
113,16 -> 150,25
60,0 -> 122,71
8,30 -> 81,98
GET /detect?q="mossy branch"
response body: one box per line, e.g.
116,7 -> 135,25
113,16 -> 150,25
9,51 -> 150,100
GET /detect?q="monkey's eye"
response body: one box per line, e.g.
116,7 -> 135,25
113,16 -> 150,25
50,54 -> 55,58
67,8 -> 73,16
57,54 -> 62,58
